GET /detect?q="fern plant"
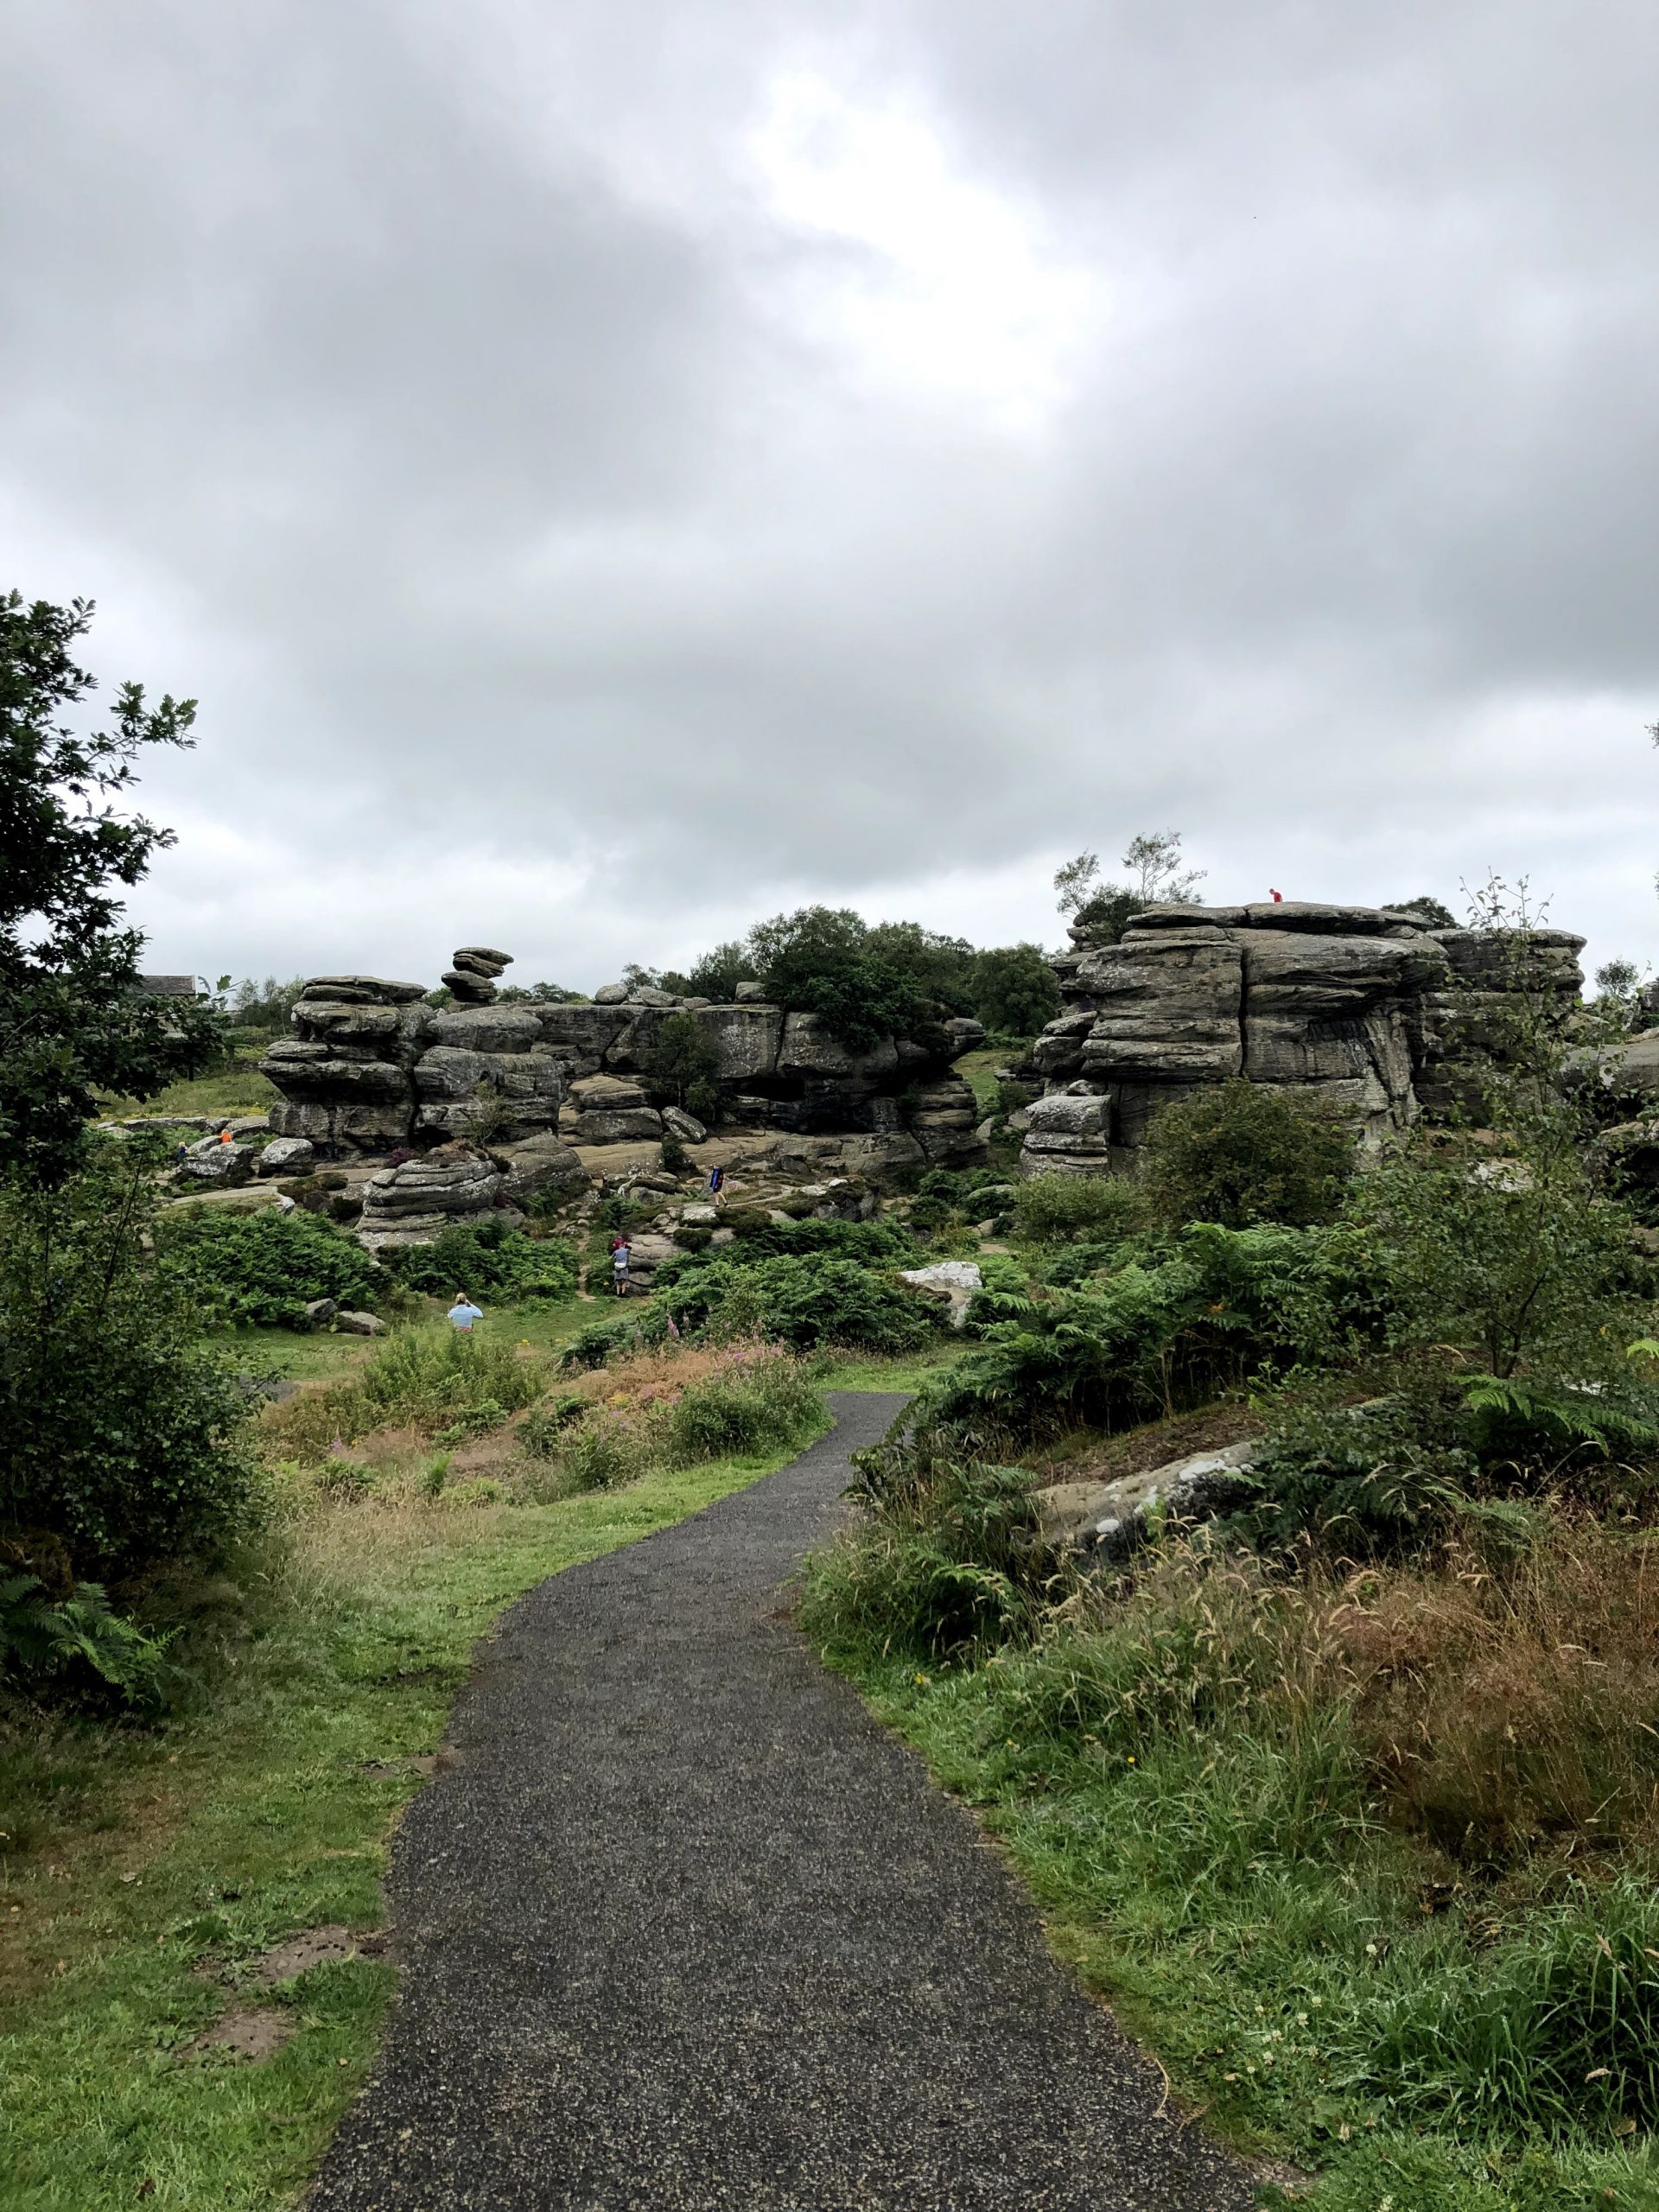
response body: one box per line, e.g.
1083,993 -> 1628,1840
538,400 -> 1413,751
1,1572 -> 175,1707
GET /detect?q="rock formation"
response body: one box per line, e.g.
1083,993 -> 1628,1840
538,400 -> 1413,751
1021,901 -> 1584,1177
260,963 -> 987,1186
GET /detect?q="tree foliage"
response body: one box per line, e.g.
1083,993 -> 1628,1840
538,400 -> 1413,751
645,1010 -> 723,1122
1,592 -> 221,1184
1054,830 -> 1205,946
969,943 -> 1061,1037
0,1140 -> 262,1580
1142,1080 -> 1356,1230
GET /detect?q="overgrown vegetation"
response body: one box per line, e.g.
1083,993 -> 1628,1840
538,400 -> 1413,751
386,1217 -> 579,1306
156,1205 -> 389,1328
801,893 -> 1659,2206
1142,1077 -> 1355,1229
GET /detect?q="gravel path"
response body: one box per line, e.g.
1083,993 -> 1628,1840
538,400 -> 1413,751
308,1394 -> 1254,2210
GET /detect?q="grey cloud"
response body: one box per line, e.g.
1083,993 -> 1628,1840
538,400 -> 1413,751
2,0 -> 1656,986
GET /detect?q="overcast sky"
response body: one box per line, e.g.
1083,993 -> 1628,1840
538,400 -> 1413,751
5,1 -> 1657,991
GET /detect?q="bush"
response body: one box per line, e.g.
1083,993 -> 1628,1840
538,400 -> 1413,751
156,1206 -> 386,1328
799,1430 -> 1040,1660
1013,1173 -> 1146,1246
550,1342 -> 823,1490
916,1221 -> 1387,1446
969,943 -> 1061,1038
645,1012 -> 721,1125
0,1146 -> 263,1581
1141,1079 -> 1355,1229
390,1217 -> 578,1305
357,1325 -> 542,1426
668,1255 -> 938,1352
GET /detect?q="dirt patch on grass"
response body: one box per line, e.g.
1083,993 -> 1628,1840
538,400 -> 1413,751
185,2005 -> 295,2062
250,1924 -> 384,1985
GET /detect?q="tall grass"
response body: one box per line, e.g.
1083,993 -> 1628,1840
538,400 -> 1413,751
260,1324 -> 544,1463
803,1474 -> 1659,2196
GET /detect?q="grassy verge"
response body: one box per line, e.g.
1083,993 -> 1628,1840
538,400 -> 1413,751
810,1633 -> 1659,2212
951,1046 -> 1007,1116
100,1063 -> 280,1122
0,1432 -> 820,2210
810,1343 -> 967,1392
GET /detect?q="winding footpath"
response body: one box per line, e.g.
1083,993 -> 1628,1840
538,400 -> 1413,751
309,1395 -> 1253,2210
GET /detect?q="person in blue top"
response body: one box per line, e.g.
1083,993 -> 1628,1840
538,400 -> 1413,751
447,1294 -> 484,1331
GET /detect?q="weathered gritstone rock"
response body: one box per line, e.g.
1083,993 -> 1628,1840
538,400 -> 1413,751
355,1147 -> 503,1251
492,1133 -> 588,1209
254,1135 -> 315,1177
260,949 -> 987,1187
177,1137 -> 256,1186
899,1260 -> 982,1327
1033,1441 -> 1259,1562
261,978 -> 436,1155
1021,903 -> 1584,1178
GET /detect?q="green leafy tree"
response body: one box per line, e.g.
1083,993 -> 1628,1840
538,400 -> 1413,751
1389,894 -> 1457,928
1143,1080 -> 1355,1230
1055,830 -> 1205,947
969,944 -> 1061,1037
0,1137 -> 260,1580
645,1011 -> 722,1122
863,921 -> 978,1015
1,592 -> 222,1183
685,940 -> 757,1001
748,906 -> 921,1051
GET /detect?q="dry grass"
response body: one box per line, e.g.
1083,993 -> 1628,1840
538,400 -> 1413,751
1332,1526 -> 1659,1863
1062,1519 -> 1659,1869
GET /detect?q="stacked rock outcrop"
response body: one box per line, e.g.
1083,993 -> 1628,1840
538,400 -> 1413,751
257,956 -> 989,1228
354,1145 -> 505,1252
442,946 -> 512,1006
1022,901 -> 1584,1177
261,977 -> 435,1154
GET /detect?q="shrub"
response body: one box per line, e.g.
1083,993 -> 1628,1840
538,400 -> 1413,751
1141,1079 -> 1355,1229
645,1012 -> 722,1125
1013,1173 -> 1146,1246
357,1325 -> 542,1425
390,1217 -> 578,1305
917,1222 -> 1382,1445
1351,1131 -> 1646,1387
671,1255 -> 938,1352
799,1430 -> 1040,1661
0,1146 -> 262,1580
550,1341 -> 822,1490
156,1206 -> 386,1328
969,943 -> 1061,1037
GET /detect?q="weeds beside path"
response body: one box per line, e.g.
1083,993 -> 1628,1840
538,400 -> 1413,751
0,1442 -> 818,2211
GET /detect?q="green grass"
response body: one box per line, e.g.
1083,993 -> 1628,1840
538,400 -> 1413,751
101,1064 -> 280,1122
0,1432 -> 821,2210
810,1342 -> 967,1392
952,1046 -> 1007,1116
819,1656 -> 1659,2211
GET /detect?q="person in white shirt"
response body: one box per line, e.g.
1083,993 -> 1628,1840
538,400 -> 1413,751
447,1294 -> 484,1331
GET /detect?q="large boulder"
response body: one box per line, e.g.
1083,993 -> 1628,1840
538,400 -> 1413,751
899,1261 -> 982,1328
254,1135 -> 315,1177
355,1146 -> 504,1250
493,1133 -> 591,1208
177,1137 -> 255,1187
1019,1084 -> 1114,1178
1033,1441 -> 1258,1563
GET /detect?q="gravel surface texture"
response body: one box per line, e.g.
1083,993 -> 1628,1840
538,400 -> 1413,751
308,1393 -> 1254,2210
